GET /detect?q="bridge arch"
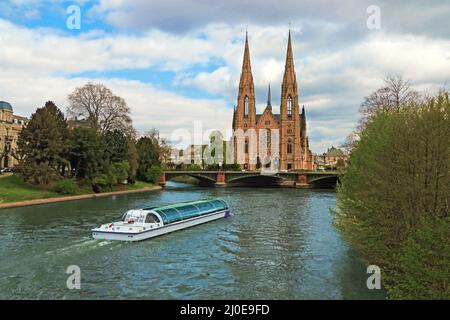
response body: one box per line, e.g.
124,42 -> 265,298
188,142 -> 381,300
227,174 -> 283,186
165,172 -> 217,185
308,175 -> 339,189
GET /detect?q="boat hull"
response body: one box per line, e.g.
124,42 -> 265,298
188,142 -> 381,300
92,209 -> 230,242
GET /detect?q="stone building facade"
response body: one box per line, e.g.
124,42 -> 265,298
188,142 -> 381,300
0,101 -> 28,168
232,31 -> 314,171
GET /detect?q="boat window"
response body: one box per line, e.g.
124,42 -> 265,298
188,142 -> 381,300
145,213 -> 160,224
154,199 -> 229,225
155,208 -> 179,224
178,205 -> 200,219
210,199 -> 228,211
196,201 -> 214,212
123,210 -> 146,223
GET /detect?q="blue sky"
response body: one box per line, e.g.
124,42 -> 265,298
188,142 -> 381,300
0,0 -> 449,152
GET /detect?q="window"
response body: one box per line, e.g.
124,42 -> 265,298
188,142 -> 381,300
265,121 -> 270,125
287,96 -> 292,117
244,96 -> 249,118
287,140 -> 293,154
287,163 -> 292,170
245,138 -> 249,154
266,129 -> 271,149
145,213 -> 160,224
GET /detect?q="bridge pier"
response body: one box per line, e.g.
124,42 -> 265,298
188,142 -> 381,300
296,174 -> 311,189
159,173 -> 166,187
215,171 -> 227,187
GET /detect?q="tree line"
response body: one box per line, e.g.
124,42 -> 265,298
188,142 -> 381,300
15,83 -> 169,194
336,76 -> 449,299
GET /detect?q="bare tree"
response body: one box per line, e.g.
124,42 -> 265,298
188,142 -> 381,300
358,75 -> 420,131
67,82 -> 133,134
340,131 -> 360,154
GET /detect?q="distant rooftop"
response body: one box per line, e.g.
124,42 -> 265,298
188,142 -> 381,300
326,146 -> 346,157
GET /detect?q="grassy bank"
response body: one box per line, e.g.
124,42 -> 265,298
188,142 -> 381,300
0,175 -> 156,204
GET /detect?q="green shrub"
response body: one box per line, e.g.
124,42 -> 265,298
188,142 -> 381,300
389,218 -> 450,299
91,174 -> 113,193
111,161 -> 130,184
223,163 -> 241,171
54,179 -> 78,195
144,165 -> 163,183
335,91 -> 450,299
185,164 -> 202,171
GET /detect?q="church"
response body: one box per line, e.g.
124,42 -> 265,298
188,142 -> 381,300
232,31 -> 314,171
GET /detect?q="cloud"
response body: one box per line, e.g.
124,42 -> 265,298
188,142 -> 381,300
92,0 -> 450,41
1,1 -> 450,153
0,70 -> 231,142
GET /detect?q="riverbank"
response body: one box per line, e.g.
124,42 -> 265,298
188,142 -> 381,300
0,175 -> 161,209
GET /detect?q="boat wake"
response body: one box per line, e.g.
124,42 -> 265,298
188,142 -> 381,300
45,238 -> 119,256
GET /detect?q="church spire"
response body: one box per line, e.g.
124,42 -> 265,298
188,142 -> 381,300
236,31 -> 256,125
267,82 -> 272,109
238,31 -> 254,96
240,32 -> 252,79
282,29 -> 297,95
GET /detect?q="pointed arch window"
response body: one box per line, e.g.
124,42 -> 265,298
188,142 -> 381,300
266,128 -> 271,150
245,137 -> 249,154
244,96 -> 249,118
287,96 -> 292,117
287,139 -> 293,154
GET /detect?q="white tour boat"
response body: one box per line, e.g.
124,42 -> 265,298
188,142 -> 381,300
92,199 -> 231,241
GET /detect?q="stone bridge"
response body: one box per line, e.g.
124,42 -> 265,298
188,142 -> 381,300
162,170 -> 340,189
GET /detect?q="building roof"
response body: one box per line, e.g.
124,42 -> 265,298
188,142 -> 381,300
326,146 -> 345,157
256,113 -> 281,123
0,101 -> 13,111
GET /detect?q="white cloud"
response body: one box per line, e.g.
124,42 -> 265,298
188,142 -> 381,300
1,7 -> 450,153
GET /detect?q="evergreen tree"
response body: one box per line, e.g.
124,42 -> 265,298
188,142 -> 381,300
104,130 -> 129,163
69,127 -> 107,180
16,101 -> 69,184
136,136 -> 160,181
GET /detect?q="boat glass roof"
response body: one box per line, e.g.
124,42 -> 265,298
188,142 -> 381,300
154,199 -> 228,225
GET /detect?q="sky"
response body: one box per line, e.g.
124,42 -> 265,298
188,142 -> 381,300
0,0 -> 449,153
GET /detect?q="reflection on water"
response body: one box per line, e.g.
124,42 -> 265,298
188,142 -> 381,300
0,182 -> 385,299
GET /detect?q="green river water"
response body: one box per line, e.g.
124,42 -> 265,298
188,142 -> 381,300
0,182 -> 385,299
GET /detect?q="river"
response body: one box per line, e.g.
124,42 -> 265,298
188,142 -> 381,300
0,182 -> 385,299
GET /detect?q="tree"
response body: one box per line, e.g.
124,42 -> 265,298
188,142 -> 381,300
145,165 -> 163,184
111,160 -> 131,184
67,82 -> 133,134
126,136 -> 139,183
68,127 -> 107,180
335,90 -> 450,299
136,135 -> 160,181
358,75 -> 420,131
16,101 -> 69,184
104,130 -> 129,163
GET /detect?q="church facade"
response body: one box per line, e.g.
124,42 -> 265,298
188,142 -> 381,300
232,31 -> 314,171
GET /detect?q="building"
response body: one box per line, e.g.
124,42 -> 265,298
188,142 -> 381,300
0,101 -> 29,168
232,31 -> 314,171
314,146 -> 348,171
324,146 -> 348,170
